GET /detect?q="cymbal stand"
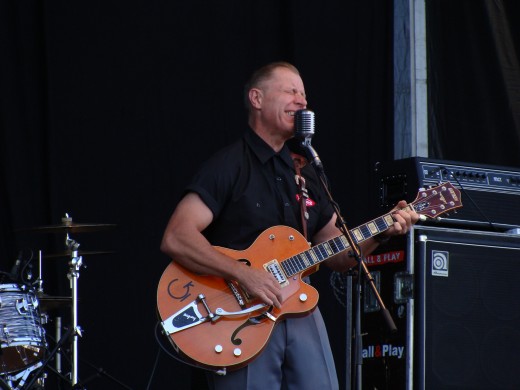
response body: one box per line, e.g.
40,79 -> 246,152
65,234 -> 84,387
37,250 -> 44,295
24,327 -> 74,389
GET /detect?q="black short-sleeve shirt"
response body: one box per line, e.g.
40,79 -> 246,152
186,128 -> 334,250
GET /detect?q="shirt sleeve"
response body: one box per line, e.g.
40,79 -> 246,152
184,145 -> 242,220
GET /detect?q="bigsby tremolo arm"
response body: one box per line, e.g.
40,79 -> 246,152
161,294 -> 270,335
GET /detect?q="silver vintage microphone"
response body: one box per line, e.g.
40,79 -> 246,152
294,109 -> 323,171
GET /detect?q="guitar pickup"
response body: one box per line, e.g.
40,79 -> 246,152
263,259 -> 289,287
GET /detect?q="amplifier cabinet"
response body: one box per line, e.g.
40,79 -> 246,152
374,157 -> 520,230
414,226 -> 520,389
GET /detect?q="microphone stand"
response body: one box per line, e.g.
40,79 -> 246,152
303,144 -> 396,390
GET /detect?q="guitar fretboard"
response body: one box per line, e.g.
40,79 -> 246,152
280,212 -> 397,278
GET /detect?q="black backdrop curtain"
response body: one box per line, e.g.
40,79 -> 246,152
428,0 -> 520,166
1,1 -> 519,389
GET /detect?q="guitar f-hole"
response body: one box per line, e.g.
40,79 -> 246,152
230,306 -> 274,346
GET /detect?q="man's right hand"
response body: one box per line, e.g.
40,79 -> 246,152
235,264 -> 283,309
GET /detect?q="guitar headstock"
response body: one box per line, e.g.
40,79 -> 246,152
411,182 -> 462,219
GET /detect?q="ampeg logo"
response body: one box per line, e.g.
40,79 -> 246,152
431,250 -> 449,277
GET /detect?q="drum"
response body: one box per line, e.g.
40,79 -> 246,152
0,284 -> 46,374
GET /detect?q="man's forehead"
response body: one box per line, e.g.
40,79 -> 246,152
269,68 -> 305,89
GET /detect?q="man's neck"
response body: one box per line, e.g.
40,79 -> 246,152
250,124 -> 286,153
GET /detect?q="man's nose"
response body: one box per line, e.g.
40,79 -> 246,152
295,93 -> 307,107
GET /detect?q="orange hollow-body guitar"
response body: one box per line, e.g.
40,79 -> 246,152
156,183 -> 462,371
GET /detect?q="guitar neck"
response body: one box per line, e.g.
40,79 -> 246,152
278,182 -> 462,278
280,210 -> 399,278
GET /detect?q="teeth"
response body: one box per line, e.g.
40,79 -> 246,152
287,112 -> 295,116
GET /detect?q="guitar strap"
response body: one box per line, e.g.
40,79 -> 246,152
291,153 -> 309,241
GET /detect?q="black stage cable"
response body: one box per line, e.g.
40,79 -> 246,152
0,376 -> 11,390
153,322 -> 224,374
145,347 -> 161,390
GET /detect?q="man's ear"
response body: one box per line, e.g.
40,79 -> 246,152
249,88 -> 263,109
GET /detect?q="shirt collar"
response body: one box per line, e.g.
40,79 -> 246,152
244,128 -> 295,168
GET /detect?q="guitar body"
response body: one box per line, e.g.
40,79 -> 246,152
156,225 -> 319,371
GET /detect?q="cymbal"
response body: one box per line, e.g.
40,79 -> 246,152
17,222 -> 116,234
38,293 -> 72,311
44,250 -> 115,259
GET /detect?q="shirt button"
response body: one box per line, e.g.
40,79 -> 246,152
284,202 -> 290,207
276,177 -> 282,181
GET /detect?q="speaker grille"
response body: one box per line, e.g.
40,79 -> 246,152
417,227 -> 520,389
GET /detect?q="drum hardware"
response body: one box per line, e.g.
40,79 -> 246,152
65,234 -> 83,387
28,323 -> 134,390
23,326 -> 73,390
1,250 -> 37,289
55,317 -> 62,376
11,214 -> 123,389
1,361 -> 45,390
